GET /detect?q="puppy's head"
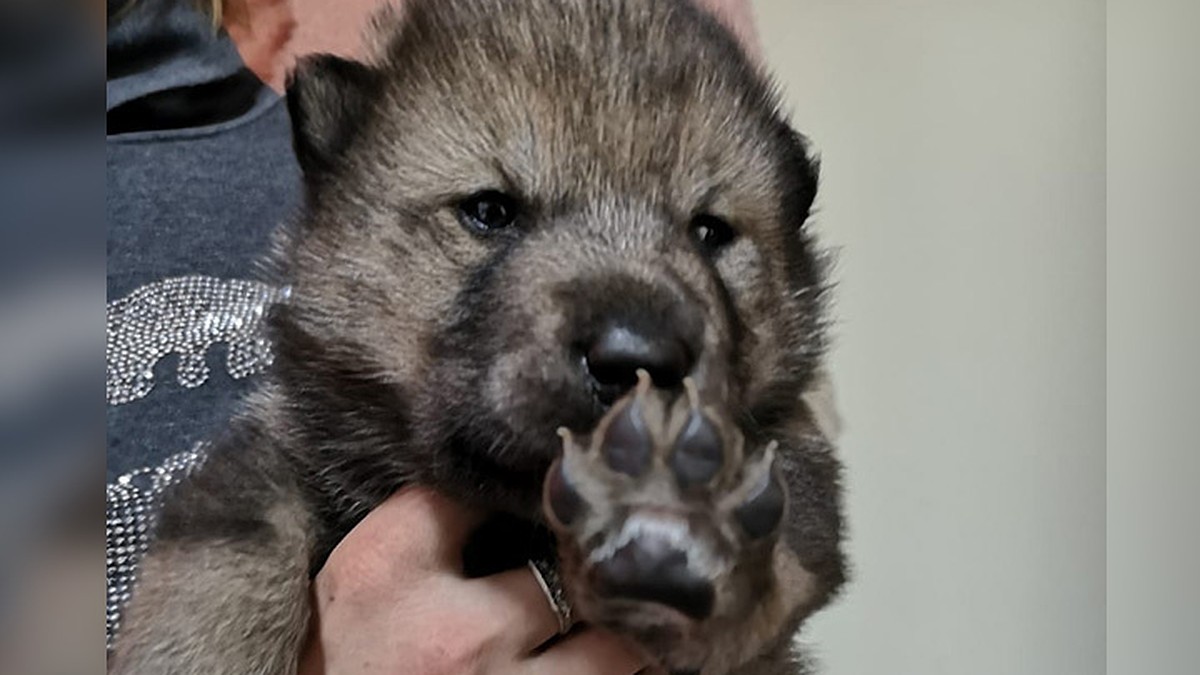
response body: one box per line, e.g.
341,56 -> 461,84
277,0 -> 828,513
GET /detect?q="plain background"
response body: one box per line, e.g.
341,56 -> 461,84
1106,0 -> 1199,673
754,1 -> 1107,673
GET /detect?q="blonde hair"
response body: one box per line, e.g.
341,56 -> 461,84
115,1 -> 224,26
203,0 -> 223,25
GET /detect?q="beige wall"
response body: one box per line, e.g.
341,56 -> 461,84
1107,1 -> 1200,674
753,1 -> 1106,672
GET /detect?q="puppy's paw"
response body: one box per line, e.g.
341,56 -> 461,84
543,371 -> 794,674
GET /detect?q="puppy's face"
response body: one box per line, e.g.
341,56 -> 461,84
279,0 -> 827,513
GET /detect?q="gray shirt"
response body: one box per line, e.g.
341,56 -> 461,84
106,0 -> 302,480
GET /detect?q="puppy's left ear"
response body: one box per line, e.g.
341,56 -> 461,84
781,129 -> 821,225
286,54 -> 380,176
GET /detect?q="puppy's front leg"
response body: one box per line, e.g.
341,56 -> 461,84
725,428 -> 847,675
110,446 -> 315,675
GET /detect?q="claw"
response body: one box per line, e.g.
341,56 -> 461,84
634,368 -> 653,397
556,426 -> 574,449
682,376 -> 700,410
760,440 -> 778,463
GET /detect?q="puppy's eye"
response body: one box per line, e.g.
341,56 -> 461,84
690,214 -> 737,254
458,191 -> 519,233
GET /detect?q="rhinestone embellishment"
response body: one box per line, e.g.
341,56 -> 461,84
106,445 -> 208,651
106,276 -> 290,405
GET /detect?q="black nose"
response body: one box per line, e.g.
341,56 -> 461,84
585,325 -> 692,398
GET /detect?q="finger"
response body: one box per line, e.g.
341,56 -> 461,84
331,485 -> 488,571
525,626 -> 647,675
467,566 -> 564,653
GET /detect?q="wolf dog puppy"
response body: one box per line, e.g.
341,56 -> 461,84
110,1 -> 846,673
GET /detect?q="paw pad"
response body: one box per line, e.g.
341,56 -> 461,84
593,532 -> 715,620
732,443 -> 786,540
598,370 -> 656,477
546,448 -> 586,527
669,379 -> 725,489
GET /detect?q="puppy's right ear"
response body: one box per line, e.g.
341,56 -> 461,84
286,55 -> 379,176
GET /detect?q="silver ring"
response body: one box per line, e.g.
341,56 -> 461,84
527,558 -> 573,634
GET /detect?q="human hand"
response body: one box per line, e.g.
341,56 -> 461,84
298,486 -> 647,674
